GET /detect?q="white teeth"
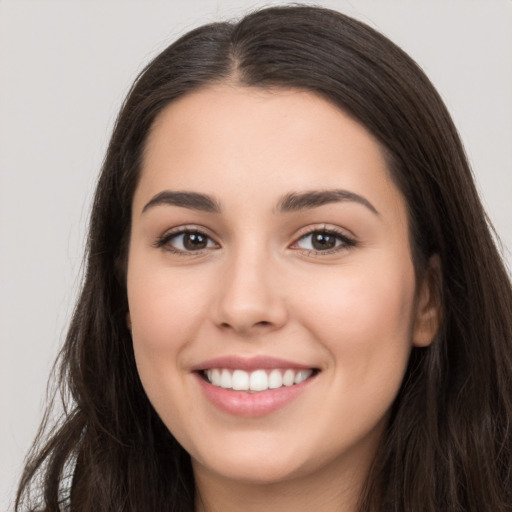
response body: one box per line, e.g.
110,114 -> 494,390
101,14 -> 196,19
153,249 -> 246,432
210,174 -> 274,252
220,369 -> 232,389
283,369 -> 295,387
211,369 -> 221,386
294,369 -> 313,384
204,368 -> 315,391
249,370 -> 268,391
232,369 -> 249,390
268,369 -> 283,389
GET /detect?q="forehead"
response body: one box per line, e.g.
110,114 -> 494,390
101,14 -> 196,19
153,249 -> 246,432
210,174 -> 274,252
135,85 -> 404,220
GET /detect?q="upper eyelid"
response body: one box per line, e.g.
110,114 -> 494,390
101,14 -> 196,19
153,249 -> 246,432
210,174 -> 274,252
160,225 -> 218,240
292,223 -> 356,241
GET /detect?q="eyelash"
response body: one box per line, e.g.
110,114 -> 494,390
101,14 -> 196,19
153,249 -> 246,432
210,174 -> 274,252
153,227 -> 217,256
154,226 -> 356,256
293,227 -> 356,255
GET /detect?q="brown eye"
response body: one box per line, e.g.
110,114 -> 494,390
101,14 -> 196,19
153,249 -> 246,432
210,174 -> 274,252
310,232 -> 337,250
295,230 -> 354,253
182,232 -> 208,250
158,230 -> 217,253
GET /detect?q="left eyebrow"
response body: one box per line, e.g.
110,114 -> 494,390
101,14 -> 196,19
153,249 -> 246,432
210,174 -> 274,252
142,191 -> 221,214
276,189 -> 380,215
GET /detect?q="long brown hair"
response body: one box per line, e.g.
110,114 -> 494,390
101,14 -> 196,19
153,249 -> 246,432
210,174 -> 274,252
16,5 -> 512,511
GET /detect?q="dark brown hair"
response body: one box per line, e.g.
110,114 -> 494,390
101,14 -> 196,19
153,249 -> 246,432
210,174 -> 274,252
16,5 -> 512,511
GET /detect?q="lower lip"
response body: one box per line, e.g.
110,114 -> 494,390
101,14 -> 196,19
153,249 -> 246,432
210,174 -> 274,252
194,373 -> 315,417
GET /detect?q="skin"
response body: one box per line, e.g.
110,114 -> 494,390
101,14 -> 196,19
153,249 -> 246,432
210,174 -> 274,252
126,85 -> 440,511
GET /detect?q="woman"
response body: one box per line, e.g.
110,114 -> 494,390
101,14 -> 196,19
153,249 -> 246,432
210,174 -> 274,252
16,5 -> 512,511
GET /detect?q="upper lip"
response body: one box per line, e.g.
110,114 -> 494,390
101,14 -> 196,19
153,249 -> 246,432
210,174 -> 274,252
191,356 -> 316,372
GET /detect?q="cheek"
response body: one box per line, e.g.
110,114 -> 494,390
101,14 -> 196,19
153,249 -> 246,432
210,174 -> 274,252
126,256 -> 213,409
128,265 -> 208,350
297,256 -> 416,377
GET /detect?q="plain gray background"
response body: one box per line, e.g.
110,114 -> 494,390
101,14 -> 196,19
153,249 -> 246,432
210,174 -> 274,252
1,1 -> 511,509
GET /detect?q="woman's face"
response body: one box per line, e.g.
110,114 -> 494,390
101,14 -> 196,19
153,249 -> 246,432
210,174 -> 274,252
127,85 -> 438,489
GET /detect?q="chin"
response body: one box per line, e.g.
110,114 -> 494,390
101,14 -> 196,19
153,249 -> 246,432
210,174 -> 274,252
188,433 -> 313,485
194,454 -> 307,485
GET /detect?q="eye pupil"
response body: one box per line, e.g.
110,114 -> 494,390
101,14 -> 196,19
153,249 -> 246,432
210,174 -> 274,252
312,232 -> 336,250
183,232 -> 208,250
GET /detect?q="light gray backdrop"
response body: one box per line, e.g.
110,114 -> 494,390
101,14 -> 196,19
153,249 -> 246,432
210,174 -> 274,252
1,1 -> 511,509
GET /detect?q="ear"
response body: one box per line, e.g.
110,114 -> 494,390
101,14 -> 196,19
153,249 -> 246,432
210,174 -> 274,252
412,255 -> 442,347
126,311 -> 132,331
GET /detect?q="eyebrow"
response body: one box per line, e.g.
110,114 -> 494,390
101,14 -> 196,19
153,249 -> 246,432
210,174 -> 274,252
276,189 -> 379,215
142,191 -> 221,214
141,188 -> 379,216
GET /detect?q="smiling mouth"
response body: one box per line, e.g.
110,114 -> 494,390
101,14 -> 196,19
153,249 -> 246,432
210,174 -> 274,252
200,368 -> 319,392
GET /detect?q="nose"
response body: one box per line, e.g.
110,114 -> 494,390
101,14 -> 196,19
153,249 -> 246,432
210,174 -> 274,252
212,249 -> 288,336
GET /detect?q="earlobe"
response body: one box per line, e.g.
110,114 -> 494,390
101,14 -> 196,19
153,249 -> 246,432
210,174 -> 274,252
412,254 -> 442,347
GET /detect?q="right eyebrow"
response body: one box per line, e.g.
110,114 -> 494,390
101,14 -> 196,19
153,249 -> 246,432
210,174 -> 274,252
276,189 -> 379,216
142,191 -> 221,214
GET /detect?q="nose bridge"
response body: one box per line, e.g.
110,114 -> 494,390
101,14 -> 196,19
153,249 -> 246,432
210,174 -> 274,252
213,237 -> 287,333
